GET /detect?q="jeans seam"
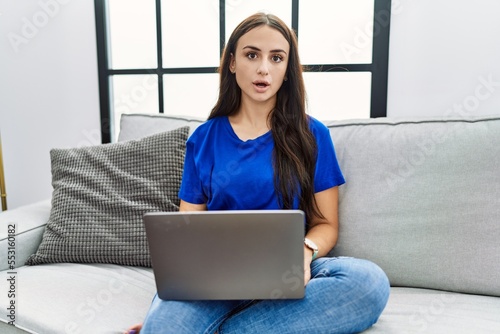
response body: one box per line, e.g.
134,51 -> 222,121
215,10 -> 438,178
310,257 -> 337,275
210,300 -> 255,334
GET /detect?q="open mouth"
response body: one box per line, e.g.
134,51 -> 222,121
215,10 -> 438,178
253,81 -> 270,88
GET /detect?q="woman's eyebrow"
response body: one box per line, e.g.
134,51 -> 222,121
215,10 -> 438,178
242,45 -> 287,54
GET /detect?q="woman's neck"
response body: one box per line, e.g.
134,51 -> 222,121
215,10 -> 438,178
228,98 -> 274,141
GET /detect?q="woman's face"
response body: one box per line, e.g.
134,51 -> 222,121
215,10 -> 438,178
230,25 -> 290,107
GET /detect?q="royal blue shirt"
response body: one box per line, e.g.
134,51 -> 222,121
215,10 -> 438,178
178,116 -> 345,210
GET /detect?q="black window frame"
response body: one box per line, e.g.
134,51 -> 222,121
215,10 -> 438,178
95,0 -> 391,143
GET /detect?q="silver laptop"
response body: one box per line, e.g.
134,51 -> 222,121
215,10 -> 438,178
143,210 -> 305,300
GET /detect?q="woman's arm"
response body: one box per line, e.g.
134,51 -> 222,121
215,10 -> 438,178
179,200 -> 207,212
303,186 -> 340,284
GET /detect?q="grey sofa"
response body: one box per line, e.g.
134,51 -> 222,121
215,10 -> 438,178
1,113 -> 499,333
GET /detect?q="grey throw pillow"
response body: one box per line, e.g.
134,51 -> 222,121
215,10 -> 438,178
26,126 -> 189,267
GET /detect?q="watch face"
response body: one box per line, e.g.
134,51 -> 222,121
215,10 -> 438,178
304,238 -> 318,251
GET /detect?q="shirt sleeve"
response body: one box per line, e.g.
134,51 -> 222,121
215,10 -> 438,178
312,119 -> 346,193
178,137 -> 206,204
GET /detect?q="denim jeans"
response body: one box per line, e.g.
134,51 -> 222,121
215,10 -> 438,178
141,257 -> 390,334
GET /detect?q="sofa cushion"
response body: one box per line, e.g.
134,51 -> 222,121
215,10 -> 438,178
118,113 -> 204,142
0,264 -> 155,333
25,126 -> 189,267
365,287 -> 500,333
2,271 -> 499,334
0,199 -> 51,271
326,116 -> 500,297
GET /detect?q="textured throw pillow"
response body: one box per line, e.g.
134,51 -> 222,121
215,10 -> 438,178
26,126 -> 189,267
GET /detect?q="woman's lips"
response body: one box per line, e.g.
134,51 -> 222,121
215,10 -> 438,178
253,81 -> 270,93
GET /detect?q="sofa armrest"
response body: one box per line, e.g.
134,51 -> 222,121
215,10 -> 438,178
0,199 -> 51,270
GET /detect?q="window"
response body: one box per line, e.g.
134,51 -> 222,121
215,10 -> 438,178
95,0 -> 392,142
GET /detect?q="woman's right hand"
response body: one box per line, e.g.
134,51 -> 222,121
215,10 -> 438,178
124,323 -> 142,334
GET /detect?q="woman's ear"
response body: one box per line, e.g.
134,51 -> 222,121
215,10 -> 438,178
229,53 -> 236,74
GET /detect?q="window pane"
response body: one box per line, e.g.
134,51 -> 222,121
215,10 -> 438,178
225,0 -> 292,41
304,72 -> 371,120
107,0 -> 157,69
163,74 -> 219,119
111,74 -> 159,141
161,0 -> 220,68
299,0 -> 374,64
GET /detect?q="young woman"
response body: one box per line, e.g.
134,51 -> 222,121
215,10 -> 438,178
127,12 -> 389,334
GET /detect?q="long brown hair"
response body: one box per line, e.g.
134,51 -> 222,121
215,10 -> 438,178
208,13 -> 322,222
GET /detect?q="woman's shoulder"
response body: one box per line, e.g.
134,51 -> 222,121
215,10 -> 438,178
188,116 -> 227,142
307,115 -> 330,135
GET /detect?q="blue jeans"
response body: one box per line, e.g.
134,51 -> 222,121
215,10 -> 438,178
141,257 -> 390,334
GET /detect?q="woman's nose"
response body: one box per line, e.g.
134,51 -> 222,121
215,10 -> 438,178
257,60 -> 269,75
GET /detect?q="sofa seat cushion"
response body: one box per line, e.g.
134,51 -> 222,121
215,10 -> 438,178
0,264 -> 155,333
366,287 -> 500,333
2,273 -> 499,334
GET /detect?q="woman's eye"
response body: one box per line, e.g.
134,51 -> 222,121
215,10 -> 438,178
246,52 -> 257,60
272,55 -> 283,63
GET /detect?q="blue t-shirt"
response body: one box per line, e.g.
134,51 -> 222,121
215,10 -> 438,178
178,116 -> 345,210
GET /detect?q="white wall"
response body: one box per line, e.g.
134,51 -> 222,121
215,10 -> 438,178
0,0 -> 100,209
387,0 -> 500,118
1,0 -> 499,209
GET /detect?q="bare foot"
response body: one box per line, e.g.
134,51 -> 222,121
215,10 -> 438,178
124,323 -> 142,334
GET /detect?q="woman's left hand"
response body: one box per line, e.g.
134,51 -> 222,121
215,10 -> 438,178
304,246 -> 313,285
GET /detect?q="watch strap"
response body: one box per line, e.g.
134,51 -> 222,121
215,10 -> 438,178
304,238 -> 319,260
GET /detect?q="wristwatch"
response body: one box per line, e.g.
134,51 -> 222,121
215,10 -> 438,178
304,238 -> 319,260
